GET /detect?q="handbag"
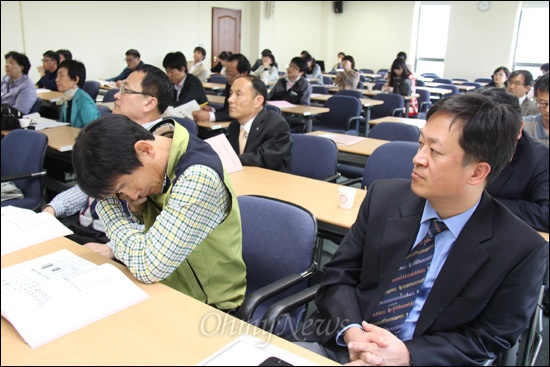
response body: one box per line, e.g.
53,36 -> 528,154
1,103 -> 22,130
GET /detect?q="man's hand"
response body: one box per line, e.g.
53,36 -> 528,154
37,65 -> 45,77
345,321 -> 410,366
42,205 -> 56,216
193,110 -> 211,122
84,242 -> 115,260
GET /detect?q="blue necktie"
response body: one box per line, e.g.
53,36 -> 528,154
369,219 -> 448,335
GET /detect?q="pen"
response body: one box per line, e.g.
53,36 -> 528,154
199,101 -> 209,108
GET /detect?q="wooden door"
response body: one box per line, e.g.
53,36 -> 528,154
211,8 -> 241,68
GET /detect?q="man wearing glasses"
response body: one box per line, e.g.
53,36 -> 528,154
507,70 -> 539,117
106,49 -> 144,88
36,50 -> 59,90
524,73 -> 549,147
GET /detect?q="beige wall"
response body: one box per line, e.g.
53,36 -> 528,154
0,1 -> 543,84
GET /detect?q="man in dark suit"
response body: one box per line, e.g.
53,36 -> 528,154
479,87 -> 549,232
162,51 -> 207,107
226,75 -> 292,173
294,93 -> 548,365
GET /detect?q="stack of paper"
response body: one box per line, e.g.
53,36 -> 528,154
1,249 -> 150,349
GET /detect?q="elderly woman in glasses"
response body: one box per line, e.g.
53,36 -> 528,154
1,51 -> 38,114
55,59 -> 100,128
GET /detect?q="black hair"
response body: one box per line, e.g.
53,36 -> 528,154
126,49 -> 140,58
162,51 -> 187,72
4,51 -> 31,74
58,59 -> 86,88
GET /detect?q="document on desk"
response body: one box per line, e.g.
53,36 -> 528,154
0,249 -> 150,349
1,206 -> 74,255
198,333 -> 318,366
317,133 -> 366,146
267,101 -> 296,108
22,112 -> 70,130
205,133 -> 243,173
167,99 -> 201,119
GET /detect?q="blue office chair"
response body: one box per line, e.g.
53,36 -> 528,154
265,104 -> 281,115
377,68 -> 388,76
335,89 -> 363,100
461,82 -> 483,90
421,73 -> 440,78
208,75 -> 227,84
360,68 -> 374,74
312,85 -> 329,95
415,79 -> 426,87
1,129 -> 48,211
432,78 -> 452,84
436,84 -> 459,96
290,134 -> 340,182
29,98 -> 42,114
322,75 -> 333,85
166,116 -> 198,136
102,88 -> 119,102
311,95 -> 363,136
235,195 -> 318,338
475,77 -> 493,84
416,88 -> 432,119
82,81 -> 100,101
373,82 -> 386,91
356,80 -> 364,89
369,93 -> 405,121
97,105 -> 112,117
452,78 -> 469,83
359,74 -> 367,83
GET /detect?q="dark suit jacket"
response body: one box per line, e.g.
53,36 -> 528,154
174,73 -> 208,107
486,133 -> 549,232
297,179 -> 548,365
214,84 -> 231,122
227,108 -> 292,173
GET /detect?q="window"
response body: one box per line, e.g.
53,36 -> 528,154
414,4 -> 451,78
513,4 -> 549,80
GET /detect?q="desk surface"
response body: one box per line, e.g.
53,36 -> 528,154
230,166 -> 365,231
207,94 -> 226,104
424,82 -> 476,92
306,131 -> 389,157
36,90 -> 63,102
1,237 -> 337,366
416,86 -> 454,95
202,82 -> 226,90
310,93 -> 384,107
38,126 -> 81,151
369,116 -> 426,129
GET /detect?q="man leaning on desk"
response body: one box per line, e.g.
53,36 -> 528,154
227,76 -> 292,173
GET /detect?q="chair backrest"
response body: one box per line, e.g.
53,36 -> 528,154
377,68 -> 388,76
359,74 -> 367,82
432,78 -> 452,84
356,80 -> 364,89
436,84 -> 459,95
360,68 -> 374,74
290,134 -> 340,182
82,81 -> 100,101
1,129 -> 48,211
265,104 -> 281,115
102,88 -> 119,102
97,105 -> 112,117
452,78 -> 469,82
322,75 -> 333,85
421,73 -> 440,78
416,88 -> 432,113
29,98 -> 42,114
312,85 -> 329,95
367,121 -> 420,142
237,195 -> 317,337
335,89 -> 363,99
415,79 -> 426,87
373,82 -> 386,91
370,93 -> 405,120
474,77 -> 493,84
166,116 -> 198,136
461,82 -> 483,90
208,75 -> 228,84
312,95 -> 363,135
361,141 -> 420,189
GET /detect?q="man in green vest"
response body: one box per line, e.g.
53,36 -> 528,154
73,114 -> 246,311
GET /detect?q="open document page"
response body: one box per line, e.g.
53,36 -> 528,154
205,133 -> 243,173
166,99 -> 201,119
1,249 -> 150,349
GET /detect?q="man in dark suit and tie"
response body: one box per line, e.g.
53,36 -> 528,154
162,51 -> 207,108
294,93 -> 548,365
226,75 -> 292,173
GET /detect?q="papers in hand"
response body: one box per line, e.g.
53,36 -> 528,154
22,112 -> 69,130
1,249 -> 150,349
198,334 -> 318,366
167,99 -> 201,120
1,206 -> 74,255
205,133 -> 243,173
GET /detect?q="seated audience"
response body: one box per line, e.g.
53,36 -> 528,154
251,49 -> 277,72
478,87 -> 549,232
56,59 -> 100,128
330,52 -> 345,72
227,76 -> 292,173
486,66 -> 510,89
267,56 -> 311,106
210,51 -> 232,75
293,93 -> 548,365
302,52 -> 324,85
250,53 -> 279,84
507,70 -> 539,116
1,51 -> 37,114
36,50 -> 59,91
56,49 -> 73,63
187,46 -> 209,82
106,49 -> 144,88
73,114 -> 246,311
334,55 -> 360,90
162,51 -> 207,107
383,57 -> 418,117
523,73 -> 549,147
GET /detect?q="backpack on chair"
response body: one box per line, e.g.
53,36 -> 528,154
1,104 -> 22,130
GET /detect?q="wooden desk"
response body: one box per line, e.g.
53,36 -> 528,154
424,82 -> 476,93
38,126 -> 81,152
207,94 -> 226,105
202,82 -> 226,95
1,237 -> 337,366
306,130 -> 389,167
274,104 -> 330,133
36,90 -> 63,102
369,116 -> 426,129
196,121 -> 230,130
230,166 -> 365,237
416,86 -> 453,99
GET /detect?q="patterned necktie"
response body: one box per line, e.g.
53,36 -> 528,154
369,219 -> 448,335
239,128 -> 247,155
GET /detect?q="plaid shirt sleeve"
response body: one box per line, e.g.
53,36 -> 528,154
47,185 -> 89,218
96,165 -> 230,283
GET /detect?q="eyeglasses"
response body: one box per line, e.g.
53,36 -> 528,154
41,59 -> 54,63
119,86 -> 152,97
507,80 -> 525,86
536,100 -> 549,109
125,58 -> 137,63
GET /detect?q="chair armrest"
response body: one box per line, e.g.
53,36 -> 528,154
323,173 -> 341,183
261,284 -> 321,334
339,177 -> 362,186
391,107 -> 406,117
1,171 -> 47,182
235,263 -> 317,322
346,116 -> 364,133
